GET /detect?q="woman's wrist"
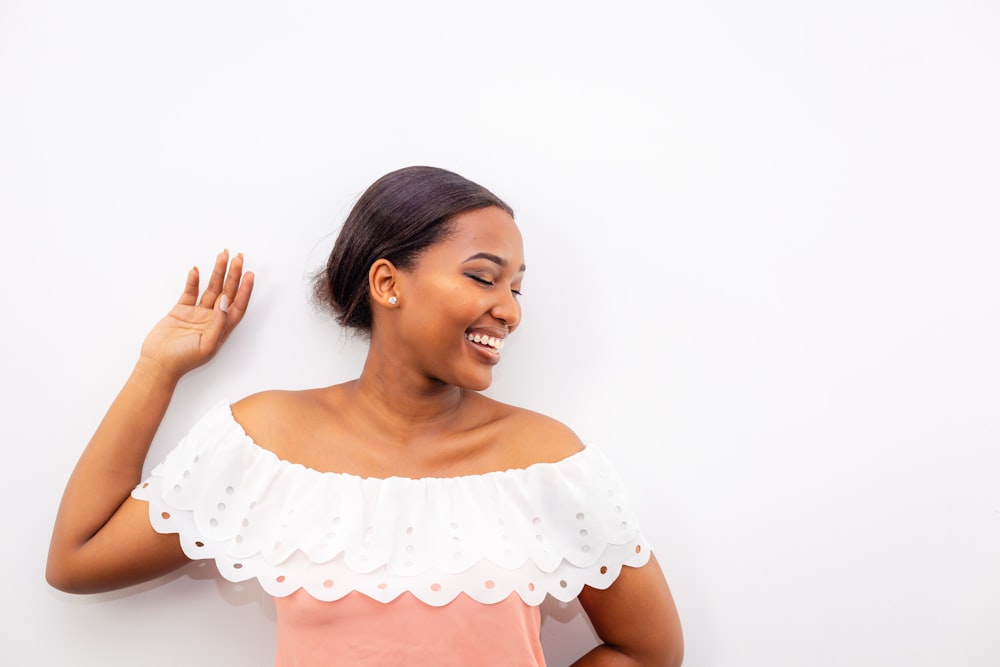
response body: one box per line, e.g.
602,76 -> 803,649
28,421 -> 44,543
132,355 -> 184,389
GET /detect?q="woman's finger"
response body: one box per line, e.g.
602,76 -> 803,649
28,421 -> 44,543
226,270 -> 254,330
198,250 -> 229,308
178,267 -> 200,306
220,253 -> 244,303
217,271 -> 254,347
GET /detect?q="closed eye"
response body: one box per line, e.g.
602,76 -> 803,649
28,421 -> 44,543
466,274 -> 493,286
467,273 -> 522,297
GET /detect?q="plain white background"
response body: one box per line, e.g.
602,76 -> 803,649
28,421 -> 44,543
2,1 -> 998,665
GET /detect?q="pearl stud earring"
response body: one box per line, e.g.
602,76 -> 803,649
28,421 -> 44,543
388,296 -> 398,305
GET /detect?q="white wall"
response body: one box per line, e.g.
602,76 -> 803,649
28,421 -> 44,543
2,1 -> 998,665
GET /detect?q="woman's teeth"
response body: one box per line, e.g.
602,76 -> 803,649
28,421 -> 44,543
465,332 -> 504,351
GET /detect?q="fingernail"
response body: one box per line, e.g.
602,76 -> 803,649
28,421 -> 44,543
220,295 -> 230,313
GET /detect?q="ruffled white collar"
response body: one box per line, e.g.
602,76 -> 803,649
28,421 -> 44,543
133,402 -> 650,606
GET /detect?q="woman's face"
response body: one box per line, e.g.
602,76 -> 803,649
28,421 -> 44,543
391,205 -> 525,391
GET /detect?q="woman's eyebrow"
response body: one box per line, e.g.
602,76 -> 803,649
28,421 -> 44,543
463,252 -> 526,272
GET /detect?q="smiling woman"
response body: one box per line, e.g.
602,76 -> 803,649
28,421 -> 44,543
46,166 -> 683,666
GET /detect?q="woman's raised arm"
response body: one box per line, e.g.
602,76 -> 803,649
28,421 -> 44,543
46,250 -> 253,593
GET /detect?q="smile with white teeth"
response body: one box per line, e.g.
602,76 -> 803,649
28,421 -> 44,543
464,332 -> 505,352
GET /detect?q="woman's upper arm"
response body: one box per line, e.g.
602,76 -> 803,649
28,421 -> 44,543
47,495 -> 189,594
576,553 -> 684,667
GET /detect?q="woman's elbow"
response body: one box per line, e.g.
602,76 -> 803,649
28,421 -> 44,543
45,547 -> 114,594
663,616 -> 685,666
45,555 -> 84,594
663,639 -> 685,667
645,629 -> 684,667
635,615 -> 684,666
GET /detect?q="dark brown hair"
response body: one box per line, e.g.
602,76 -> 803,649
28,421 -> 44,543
314,166 -> 513,334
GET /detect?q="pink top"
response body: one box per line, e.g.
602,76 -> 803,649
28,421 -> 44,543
274,591 -> 545,666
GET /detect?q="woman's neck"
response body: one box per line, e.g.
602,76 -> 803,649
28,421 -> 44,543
349,349 -> 471,446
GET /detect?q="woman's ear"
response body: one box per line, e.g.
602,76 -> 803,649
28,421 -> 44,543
369,259 -> 400,309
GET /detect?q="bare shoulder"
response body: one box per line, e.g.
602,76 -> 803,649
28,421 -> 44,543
483,397 -> 585,466
230,388 -> 332,458
231,388 -> 324,424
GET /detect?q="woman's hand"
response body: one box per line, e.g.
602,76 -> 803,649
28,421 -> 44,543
139,250 -> 254,380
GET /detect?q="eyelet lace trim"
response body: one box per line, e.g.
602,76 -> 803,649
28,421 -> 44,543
132,402 -> 651,606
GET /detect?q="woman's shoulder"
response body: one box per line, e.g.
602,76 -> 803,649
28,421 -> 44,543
231,388 -> 329,425
231,387 -> 326,413
229,388 -> 336,461
478,395 -> 585,468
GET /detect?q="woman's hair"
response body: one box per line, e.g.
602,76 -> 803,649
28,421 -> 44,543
314,166 -> 513,334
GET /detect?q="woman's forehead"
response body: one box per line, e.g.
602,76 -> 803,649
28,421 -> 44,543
435,207 -> 525,265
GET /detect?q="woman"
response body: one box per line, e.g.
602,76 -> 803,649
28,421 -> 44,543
47,166 -> 683,666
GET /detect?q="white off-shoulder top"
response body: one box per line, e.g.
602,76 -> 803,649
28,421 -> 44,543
131,402 -> 651,607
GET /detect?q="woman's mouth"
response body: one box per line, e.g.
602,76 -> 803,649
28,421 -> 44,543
464,331 -> 505,352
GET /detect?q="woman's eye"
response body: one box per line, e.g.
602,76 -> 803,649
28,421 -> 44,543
467,273 -> 521,296
467,274 -> 493,286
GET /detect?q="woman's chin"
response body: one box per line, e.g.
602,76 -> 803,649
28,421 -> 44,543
463,378 -> 493,393
454,370 -> 494,393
